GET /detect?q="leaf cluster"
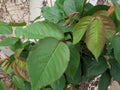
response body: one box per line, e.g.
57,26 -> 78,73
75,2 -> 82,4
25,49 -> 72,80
0,0 -> 120,90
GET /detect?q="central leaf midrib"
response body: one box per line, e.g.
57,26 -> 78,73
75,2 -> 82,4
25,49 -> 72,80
94,20 -> 101,45
89,17 -> 102,45
39,41 -> 60,82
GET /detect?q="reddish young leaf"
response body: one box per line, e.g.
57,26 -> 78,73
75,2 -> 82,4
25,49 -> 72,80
85,17 -> 105,60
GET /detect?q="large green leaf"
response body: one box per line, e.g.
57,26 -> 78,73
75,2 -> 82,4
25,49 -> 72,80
65,44 -> 80,78
42,6 -> 63,23
111,0 -> 120,21
111,35 -> 120,64
15,21 -> 64,40
85,17 -> 105,60
98,70 -> 111,90
0,37 -> 20,46
27,38 -> 70,90
0,80 -> 7,90
0,21 -> 12,34
86,57 -> 108,77
51,76 -> 65,90
73,16 -> 93,44
109,58 -> 120,84
63,0 -> 85,15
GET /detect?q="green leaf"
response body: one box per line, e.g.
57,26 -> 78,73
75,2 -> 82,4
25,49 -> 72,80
66,64 -> 81,85
85,5 -> 109,16
87,57 -> 108,77
109,58 -> 120,84
81,56 -> 94,82
15,27 -> 24,37
0,21 -> 12,34
17,81 -> 31,90
84,3 -> 93,12
75,0 -> 85,13
73,16 -> 93,44
0,80 -> 7,90
9,39 -> 22,51
54,0 -> 64,13
55,0 -> 64,5
113,16 -> 120,32
64,0 -> 85,15
42,0 -> 65,23
15,21 -> 64,40
111,0 -> 120,21
98,70 -> 111,90
0,37 -> 20,46
51,76 -> 65,90
111,13 -> 120,32
12,75 -> 25,88
65,44 -> 80,78
85,17 -> 105,60
111,35 -> 120,64
27,38 -> 70,90
42,6 -> 63,23
64,0 -> 76,15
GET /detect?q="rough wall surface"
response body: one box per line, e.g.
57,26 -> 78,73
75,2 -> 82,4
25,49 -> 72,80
0,0 -> 29,22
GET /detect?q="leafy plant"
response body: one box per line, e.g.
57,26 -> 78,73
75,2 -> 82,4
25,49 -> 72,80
0,0 -> 120,90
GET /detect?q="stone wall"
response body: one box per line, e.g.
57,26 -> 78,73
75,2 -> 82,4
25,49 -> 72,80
0,0 -> 29,22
